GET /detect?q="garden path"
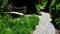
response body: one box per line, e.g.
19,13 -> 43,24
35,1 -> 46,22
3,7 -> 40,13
33,12 -> 55,34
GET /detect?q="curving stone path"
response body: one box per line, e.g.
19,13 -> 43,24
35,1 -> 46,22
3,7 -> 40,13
33,12 -> 55,34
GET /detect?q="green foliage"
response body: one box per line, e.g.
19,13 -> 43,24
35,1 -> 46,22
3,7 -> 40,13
35,4 -> 41,14
49,0 -> 56,8
49,0 -> 56,15
56,3 -> 60,10
0,0 -> 8,15
49,0 -> 60,29
55,18 -> 60,29
34,0 -> 47,14
54,10 -> 60,29
0,0 -> 8,9
0,14 -> 39,34
49,0 -> 60,19
39,0 -> 47,9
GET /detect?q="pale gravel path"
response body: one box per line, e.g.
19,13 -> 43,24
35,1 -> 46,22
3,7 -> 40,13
33,12 -> 55,34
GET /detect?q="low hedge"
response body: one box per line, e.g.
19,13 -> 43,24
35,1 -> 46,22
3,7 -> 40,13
0,14 -> 39,34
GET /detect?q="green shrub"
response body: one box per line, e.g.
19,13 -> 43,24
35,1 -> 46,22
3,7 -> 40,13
39,0 -> 47,9
33,0 -> 47,14
55,18 -> 60,29
56,3 -> 60,10
0,0 -> 8,14
0,0 -> 8,10
49,0 -> 56,15
35,4 -> 41,14
49,0 -> 60,29
0,14 -> 39,34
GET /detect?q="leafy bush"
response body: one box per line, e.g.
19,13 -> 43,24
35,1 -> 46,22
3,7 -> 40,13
35,4 -> 41,14
50,0 -> 60,18
39,0 -> 47,9
0,0 -> 8,10
56,3 -> 60,10
49,0 -> 60,29
49,0 -> 56,15
33,0 -> 47,14
55,18 -> 60,29
0,14 -> 39,34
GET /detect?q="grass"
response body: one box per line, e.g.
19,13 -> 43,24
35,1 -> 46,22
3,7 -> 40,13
0,14 -> 39,34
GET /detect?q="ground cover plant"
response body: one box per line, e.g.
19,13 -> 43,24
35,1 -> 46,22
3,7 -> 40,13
0,14 -> 39,34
